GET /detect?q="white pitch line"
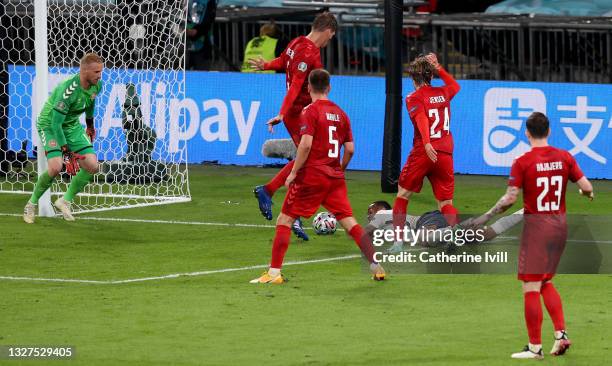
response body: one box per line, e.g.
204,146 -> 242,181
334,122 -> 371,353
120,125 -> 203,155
0,212 -> 321,230
0,254 -> 362,285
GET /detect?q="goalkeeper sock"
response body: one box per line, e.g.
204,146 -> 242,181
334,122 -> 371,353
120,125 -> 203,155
264,160 -> 295,197
541,282 -> 566,331
348,224 -> 377,264
270,225 -> 292,269
64,169 -> 93,202
30,171 -> 56,204
392,197 -> 408,241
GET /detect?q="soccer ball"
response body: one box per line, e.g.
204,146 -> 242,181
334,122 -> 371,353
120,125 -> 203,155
313,212 -> 337,235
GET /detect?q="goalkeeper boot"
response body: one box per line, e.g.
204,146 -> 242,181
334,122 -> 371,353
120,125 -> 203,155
511,344 -> 543,359
253,185 -> 273,220
23,201 -> 36,224
54,197 -> 75,221
550,331 -> 571,356
249,269 -> 285,284
292,218 -> 309,241
370,263 -> 386,281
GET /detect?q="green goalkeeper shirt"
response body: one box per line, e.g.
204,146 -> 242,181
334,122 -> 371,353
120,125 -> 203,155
37,74 -> 102,147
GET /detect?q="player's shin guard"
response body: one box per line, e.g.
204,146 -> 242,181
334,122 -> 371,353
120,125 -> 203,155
264,160 -> 295,197
524,291 -> 543,345
348,224 -> 377,264
441,204 -> 459,226
64,169 -> 93,202
270,225 -> 292,269
541,282 -> 566,331
29,171 -> 56,204
392,197 -> 408,241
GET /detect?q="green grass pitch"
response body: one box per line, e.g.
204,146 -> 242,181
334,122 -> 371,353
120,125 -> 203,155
1,166 -> 611,365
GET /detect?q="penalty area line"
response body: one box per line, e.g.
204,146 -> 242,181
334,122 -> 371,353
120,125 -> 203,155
0,254 -> 363,285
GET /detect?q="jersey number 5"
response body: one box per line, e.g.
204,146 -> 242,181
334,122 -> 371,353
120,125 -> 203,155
536,175 -> 563,212
428,107 -> 450,139
328,125 -> 339,158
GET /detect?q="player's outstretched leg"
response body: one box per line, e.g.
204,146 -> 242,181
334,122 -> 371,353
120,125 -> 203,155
250,214 -> 294,284
253,161 -> 295,220
339,217 -> 385,281
24,157 -> 62,224
291,217 -> 309,241
540,282 -> 571,355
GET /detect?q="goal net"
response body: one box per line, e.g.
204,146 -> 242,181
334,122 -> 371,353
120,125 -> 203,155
0,0 -> 190,215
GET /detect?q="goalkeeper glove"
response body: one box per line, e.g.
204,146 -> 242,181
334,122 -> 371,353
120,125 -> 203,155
62,146 -> 85,176
86,117 -> 96,142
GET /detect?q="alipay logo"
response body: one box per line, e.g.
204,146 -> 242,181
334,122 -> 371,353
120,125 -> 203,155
483,88 -> 546,167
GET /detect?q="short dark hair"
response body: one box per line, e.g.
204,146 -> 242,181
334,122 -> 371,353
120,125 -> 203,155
308,69 -> 330,93
369,200 -> 391,211
312,12 -> 337,32
526,112 -> 549,138
407,57 -> 434,85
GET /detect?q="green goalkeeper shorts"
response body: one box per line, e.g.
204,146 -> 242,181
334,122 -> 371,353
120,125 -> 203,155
38,126 -> 95,159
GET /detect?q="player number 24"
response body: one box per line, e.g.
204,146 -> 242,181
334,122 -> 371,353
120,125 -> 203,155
536,175 -> 563,212
428,107 -> 450,139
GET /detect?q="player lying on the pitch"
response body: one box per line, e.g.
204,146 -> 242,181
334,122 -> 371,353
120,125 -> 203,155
365,200 -> 524,251
23,53 -> 103,223
250,69 -> 385,284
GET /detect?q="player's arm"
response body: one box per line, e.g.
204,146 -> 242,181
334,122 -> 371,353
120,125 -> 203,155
284,134 -> 312,187
472,186 -> 520,228
50,109 -> 68,148
577,177 -> 594,200
482,208 -> 524,241
424,53 -> 460,98
85,100 -> 96,142
340,141 -> 354,171
408,97 -> 437,162
247,55 -> 284,72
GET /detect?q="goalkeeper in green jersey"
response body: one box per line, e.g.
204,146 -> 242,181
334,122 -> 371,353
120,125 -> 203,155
23,53 -> 103,223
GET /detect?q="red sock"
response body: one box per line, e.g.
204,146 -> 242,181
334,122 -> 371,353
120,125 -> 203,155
524,291 -> 543,344
541,282 -> 566,331
264,160 -> 295,197
440,204 -> 459,226
348,224 -> 377,264
270,225 -> 292,269
392,197 -> 408,241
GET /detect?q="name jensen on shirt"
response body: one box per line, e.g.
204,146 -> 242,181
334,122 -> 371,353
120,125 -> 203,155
536,161 -> 563,172
429,95 -> 446,103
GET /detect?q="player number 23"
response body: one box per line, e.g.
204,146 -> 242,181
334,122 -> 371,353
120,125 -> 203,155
328,125 -> 339,158
428,107 -> 450,139
536,175 -> 563,212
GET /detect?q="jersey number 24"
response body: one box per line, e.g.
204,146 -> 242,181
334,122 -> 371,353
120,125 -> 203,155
428,107 -> 450,139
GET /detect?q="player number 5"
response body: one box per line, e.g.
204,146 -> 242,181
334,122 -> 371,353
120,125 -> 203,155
328,125 -> 339,158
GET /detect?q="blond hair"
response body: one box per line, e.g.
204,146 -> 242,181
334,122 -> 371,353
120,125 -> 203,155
80,52 -> 103,67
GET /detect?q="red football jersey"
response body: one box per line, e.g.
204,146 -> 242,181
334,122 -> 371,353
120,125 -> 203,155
299,99 -> 353,178
278,36 -> 323,117
406,69 -> 459,154
509,146 -> 584,214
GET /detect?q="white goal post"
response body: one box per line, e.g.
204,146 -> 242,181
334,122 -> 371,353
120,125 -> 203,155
0,0 -> 191,215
